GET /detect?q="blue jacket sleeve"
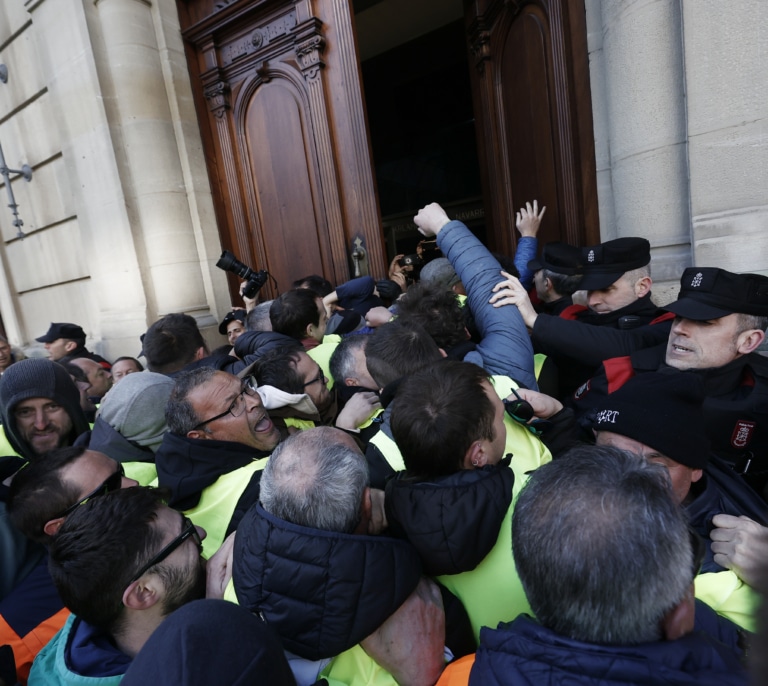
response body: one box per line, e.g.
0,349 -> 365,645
513,236 -> 538,291
437,220 -> 537,390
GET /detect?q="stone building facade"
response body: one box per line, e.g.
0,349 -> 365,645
0,0 -> 765,358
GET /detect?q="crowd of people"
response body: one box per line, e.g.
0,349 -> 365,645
0,199 -> 767,685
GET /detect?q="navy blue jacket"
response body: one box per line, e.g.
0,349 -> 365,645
471,615 -> 747,686
232,503 -> 422,661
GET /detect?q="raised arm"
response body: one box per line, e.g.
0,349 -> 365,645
414,203 -> 537,389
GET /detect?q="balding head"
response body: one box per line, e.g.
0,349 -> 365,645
259,427 -> 367,533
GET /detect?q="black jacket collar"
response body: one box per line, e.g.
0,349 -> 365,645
232,503 -> 422,661
385,457 -> 515,576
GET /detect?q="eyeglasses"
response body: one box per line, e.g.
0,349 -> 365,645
193,376 -> 260,429
303,370 -> 326,388
128,516 -> 203,585
54,464 -> 125,519
503,389 -> 535,423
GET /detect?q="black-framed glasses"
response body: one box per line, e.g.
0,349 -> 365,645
54,464 -> 125,519
193,376 -> 259,429
128,516 -> 203,585
303,370 -> 326,388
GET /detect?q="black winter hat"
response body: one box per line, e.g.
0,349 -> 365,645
591,371 -> 710,470
577,237 -> 651,291
665,267 -> 768,320
0,358 -> 89,458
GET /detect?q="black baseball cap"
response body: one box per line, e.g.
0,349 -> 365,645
218,310 -> 247,335
527,242 -> 583,276
577,237 -> 651,291
35,323 -> 86,343
665,268 -> 768,321
591,371 -> 709,470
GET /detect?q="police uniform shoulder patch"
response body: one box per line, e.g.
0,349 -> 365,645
731,420 -> 756,449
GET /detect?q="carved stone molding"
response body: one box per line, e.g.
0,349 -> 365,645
204,81 -> 231,118
296,35 -> 326,81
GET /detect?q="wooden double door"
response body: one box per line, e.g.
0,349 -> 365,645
177,0 -> 599,299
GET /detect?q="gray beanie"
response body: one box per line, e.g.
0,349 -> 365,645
97,372 -> 174,453
419,258 -> 461,290
0,358 -> 89,458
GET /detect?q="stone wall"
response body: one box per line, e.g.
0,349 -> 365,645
587,0 -> 768,306
0,0 -> 229,359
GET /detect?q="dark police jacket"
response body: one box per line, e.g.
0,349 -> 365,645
531,293 -> 673,397
569,346 -> 768,494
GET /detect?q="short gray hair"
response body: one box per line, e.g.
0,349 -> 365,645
165,367 -> 218,435
736,313 -> 768,334
246,301 -> 273,332
513,444 -> 692,645
622,264 -> 651,284
260,427 -> 369,533
329,335 -> 367,386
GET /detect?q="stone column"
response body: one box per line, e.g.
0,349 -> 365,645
587,0 -> 691,302
681,0 -> 768,273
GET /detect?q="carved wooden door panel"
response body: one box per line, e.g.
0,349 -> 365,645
178,0 -> 386,298
465,0 -> 599,254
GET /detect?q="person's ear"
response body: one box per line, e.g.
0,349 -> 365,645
691,468 -> 703,484
64,340 -> 78,354
438,348 -> 448,359
353,487 -> 373,535
634,276 -> 652,298
123,577 -> 163,611
736,328 -> 765,355
660,584 -> 695,641
43,517 -> 66,538
463,441 -> 488,469
194,346 -> 207,361
344,377 -> 358,387
187,428 -> 210,441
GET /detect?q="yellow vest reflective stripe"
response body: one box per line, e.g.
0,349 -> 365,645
123,461 -> 157,486
284,417 -> 316,432
184,458 -> 268,557
321,643 -> 399,686
0,425 -> 18,458
309,335 -> 341,390
368,428 -> 405,473
534,353 -> 547,380
437,498 -> 531,644
695,570 -> 759,632
490,376 -> 552,495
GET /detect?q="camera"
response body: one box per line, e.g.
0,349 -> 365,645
216,250 -> 269,299
397,254 -> 422,268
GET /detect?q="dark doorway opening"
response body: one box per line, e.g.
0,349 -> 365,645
355,5 -> 486,261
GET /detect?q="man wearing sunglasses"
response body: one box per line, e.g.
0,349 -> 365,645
156,367 -> 281,556
28,487 -> 210,685
3,447 -> 137,684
